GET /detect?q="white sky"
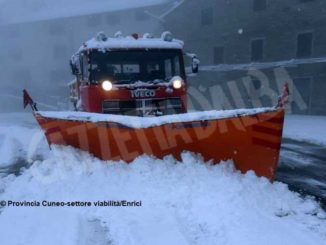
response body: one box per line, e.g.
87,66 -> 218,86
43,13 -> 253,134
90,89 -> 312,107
0,0 -> 168,25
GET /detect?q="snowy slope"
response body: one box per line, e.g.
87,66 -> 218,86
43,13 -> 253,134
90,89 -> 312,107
0,0 -> 169,25
0,147 -> 325,245
284,115 -> 326,146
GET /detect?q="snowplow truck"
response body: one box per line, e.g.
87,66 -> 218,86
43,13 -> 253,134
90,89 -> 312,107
69,31 -> 195,116
24,31 -> 289,180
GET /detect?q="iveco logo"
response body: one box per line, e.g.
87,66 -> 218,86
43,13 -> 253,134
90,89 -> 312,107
131,89 -> 156,98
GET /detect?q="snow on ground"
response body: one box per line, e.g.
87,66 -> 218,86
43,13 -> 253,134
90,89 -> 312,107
0,112 -> 326,244
0,113 -> 47,167
284,115 -> 326,146
0,147 -> 326,245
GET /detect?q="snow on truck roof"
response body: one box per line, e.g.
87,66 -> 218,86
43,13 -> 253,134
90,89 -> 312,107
78,31 -> 184,52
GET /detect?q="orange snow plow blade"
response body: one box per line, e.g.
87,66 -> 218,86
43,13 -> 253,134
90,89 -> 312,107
34,109 -> 285,180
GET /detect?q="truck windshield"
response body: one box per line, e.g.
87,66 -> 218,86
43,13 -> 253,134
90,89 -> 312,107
89,50 -> 184,84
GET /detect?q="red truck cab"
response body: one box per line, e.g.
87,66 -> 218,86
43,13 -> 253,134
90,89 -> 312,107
69,32 -> 198,117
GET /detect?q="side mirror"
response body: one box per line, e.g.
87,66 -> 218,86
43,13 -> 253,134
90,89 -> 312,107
192,56 -> 200,74
185,52 -> 200,74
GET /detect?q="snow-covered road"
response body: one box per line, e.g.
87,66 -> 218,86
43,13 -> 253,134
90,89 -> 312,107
284,115 -> 326,146
0,113 -> 326,245
278,138 -> 326,209
0,113 -> 46,169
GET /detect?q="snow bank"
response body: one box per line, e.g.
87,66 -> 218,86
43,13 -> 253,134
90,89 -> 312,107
0,147 -> 325,245
284,115 -> 326,146
38,107 -> 276,128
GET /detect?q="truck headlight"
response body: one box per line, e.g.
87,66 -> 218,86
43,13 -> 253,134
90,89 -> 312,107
171,76 -> 183,89
102,80 -> 113,91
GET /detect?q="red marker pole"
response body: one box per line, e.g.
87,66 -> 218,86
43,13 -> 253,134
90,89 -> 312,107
23,89 -> 38,111
277,83 -> 290,109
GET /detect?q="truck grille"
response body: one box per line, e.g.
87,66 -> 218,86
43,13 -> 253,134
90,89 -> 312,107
102,98 -> 183,116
